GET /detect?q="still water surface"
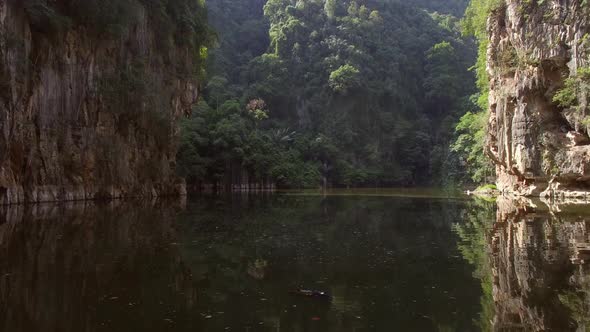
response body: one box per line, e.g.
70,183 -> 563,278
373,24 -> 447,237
0,191 -> 589,331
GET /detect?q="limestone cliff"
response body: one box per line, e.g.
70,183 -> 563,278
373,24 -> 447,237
0,0 -> 206,204
486,0 -> 590,197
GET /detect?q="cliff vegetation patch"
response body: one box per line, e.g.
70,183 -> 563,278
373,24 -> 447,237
553,67 -> 590,125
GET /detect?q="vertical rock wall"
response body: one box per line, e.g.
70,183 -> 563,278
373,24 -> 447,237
486,0 -> 590,197
0,0 -> 201,204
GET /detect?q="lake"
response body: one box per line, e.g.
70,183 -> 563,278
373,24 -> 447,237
0,191 -> 589,331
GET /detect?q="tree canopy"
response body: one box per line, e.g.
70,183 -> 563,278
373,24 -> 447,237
178,0 -> 480,189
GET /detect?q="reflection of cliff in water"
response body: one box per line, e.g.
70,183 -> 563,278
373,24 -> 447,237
489,198 -> 590,331
0,200 -> 196,332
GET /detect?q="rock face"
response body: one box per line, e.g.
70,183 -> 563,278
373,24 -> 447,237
486,0 -> 590,197
0,0 -> 202,204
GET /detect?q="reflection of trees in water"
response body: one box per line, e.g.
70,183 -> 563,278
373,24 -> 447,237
452,198 -> 495,332
457,197 -> 590,331
180,195 -> 481,331
179,195 -> 370,330
7,194 -> 590,331
0,200 -> 195,332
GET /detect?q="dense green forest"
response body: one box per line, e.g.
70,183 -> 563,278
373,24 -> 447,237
177,0 -> 485,189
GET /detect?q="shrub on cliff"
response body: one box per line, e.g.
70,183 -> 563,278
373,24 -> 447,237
462,0 -> 504,108
451,103 -> 494,183
553,67 -> 590,116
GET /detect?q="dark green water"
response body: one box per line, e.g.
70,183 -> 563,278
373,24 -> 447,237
1,192 -> 589,331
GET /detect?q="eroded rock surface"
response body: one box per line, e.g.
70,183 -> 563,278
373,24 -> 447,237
0,0 -> 201,204
486,0 -> 590,197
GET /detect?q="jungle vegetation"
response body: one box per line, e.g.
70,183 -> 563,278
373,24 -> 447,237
177,0 -> 489,189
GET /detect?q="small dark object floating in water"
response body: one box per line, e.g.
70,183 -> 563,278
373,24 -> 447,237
289,289 -> 332,300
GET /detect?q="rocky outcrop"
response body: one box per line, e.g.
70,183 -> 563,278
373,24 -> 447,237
0,0 -> 204,204
486,0 -> 590,197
